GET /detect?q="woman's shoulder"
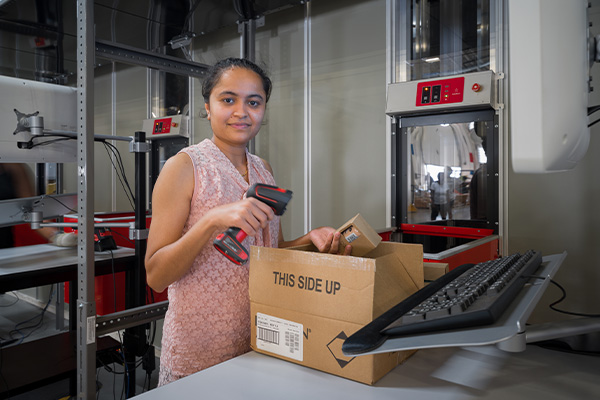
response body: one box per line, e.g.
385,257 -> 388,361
255,155 -> 273,175
180,139 -> 219,166
248,152 -> 275,182
180,138 -> 210,155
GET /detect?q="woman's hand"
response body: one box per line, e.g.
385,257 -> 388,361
308,226 -> 352,255
208,197 -> 275,236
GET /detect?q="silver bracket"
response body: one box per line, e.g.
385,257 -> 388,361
168,32 -> 196,61
237,16 -> 265,32
22,210 -> 43,229
26,115 -> 45,136
129,140 -> 151,153
130,226 -> 149,241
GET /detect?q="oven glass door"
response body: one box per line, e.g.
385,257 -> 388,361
395,110 -> 497,232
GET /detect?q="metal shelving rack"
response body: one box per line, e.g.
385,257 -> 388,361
74,3 -> 204,397
73,2 -> 262,397
75,2 -> 96,398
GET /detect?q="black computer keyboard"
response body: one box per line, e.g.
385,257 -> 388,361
342,250 -> 543,355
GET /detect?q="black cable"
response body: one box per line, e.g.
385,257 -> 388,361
108,231 -> 156,386
117,332 -> 129,400
110,141 -> 135,203
107,245 -> 157,396
586,105 -> 600,126
96,352 -> 125,400
102,140 -> 135,208
233,0 -> 242,17
183,0 -> 204,33
102,140 -> 136,211
18,136 -> 73,150
588,105 -> 600,116
233,0 -> 255,20
109,249 -> 117,313
526,275 -> 600,317
106,140 -> 136,208
0,292 -> 19,307
9,285 -> 54,344
44,194 -> 78,214
109,229 -> 159,358
109,228 -> 135,248
102,140 -> 127,195
91,249 -> 126,400
547,279 -> 600,318
588,118 -> 600,128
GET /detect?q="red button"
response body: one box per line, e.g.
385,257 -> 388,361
472,83 -> 481,92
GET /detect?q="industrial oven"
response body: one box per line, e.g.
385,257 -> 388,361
388,0 -> 500,269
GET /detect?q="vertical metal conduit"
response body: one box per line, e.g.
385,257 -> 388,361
76,0 -> 96,398
111,62 -> 117,211
386,0 -> 396,228
303,1 -> 312,233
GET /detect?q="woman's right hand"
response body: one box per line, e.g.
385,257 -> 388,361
207,196 -> 276,237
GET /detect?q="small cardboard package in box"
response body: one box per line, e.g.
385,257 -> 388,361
249,241 -> 423,385
337,213 -> 382,256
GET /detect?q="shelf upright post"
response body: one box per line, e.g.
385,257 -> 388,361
76,0 -> 96,399
123,131 -> 149,397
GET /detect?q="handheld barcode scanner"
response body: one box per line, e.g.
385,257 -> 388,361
214,183 -> 293,265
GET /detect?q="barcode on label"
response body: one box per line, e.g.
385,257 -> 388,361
345,232 -> 359,243
258,327 -> 280,345
255,312 -> 303,362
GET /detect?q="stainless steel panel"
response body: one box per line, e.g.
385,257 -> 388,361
386,70 -> 495,116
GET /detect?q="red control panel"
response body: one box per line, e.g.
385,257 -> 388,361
152,117 -> 176,134
415,76 -> 465,107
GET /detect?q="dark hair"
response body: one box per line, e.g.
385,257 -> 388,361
201,57 -> 272,103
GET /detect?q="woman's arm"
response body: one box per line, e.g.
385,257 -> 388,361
145,153 -> 275,292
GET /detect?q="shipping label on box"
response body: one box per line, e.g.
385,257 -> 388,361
249,242 -> 423,385
252,303 -> 413,385
255,312 -> 303,362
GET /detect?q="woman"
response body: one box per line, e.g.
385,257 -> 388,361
145,58 -> 351,386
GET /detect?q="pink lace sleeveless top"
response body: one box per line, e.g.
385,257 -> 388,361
159,139 -> 279,386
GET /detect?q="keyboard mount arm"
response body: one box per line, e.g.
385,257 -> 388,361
344,253 -> 578,355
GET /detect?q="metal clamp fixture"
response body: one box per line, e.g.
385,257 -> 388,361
129,139 -> 150,153
129,225 -> 149,241
22,210 -> 43,229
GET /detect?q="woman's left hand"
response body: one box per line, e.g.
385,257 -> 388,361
308,226 -> 352,255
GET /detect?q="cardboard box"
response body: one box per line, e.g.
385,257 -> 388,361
424,262 -> 449,284
336,213 -> 382,256
249,242 -> 424,385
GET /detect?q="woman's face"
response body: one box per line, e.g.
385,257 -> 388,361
205,67 -> 267,147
